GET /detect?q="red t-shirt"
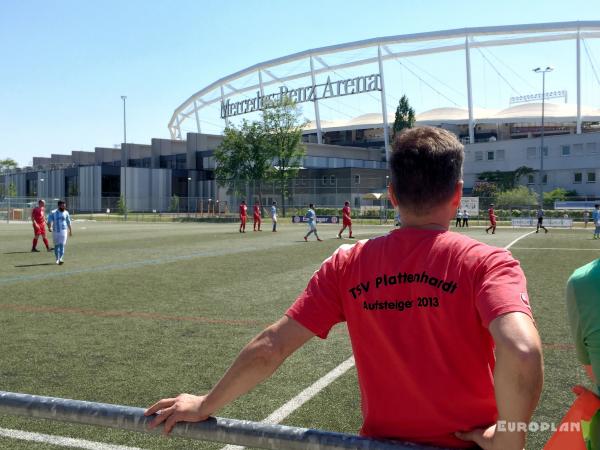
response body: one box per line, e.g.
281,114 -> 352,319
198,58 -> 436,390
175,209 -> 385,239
239,204 -> 247,217
253,205 -> 260,217
32,207 -> 45,225
286,228 -> 533,448
488,208 -> 495,219
342,205 -> 351,223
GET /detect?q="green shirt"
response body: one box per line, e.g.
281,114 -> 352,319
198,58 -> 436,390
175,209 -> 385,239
567,258 -> 600,395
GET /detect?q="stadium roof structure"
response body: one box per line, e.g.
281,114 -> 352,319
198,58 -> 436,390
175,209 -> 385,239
303,103 -> 600,131
169,21 -> 600,159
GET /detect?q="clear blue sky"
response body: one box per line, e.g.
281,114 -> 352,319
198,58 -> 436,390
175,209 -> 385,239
1,0 -> 598,166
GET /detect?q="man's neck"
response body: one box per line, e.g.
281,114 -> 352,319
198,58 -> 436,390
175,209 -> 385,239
399,213 -> 450,231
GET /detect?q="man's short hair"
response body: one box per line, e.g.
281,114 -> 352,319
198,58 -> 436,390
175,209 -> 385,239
57,200 -> 65,206
390,127 -> 464,215
309,203 -> 314,208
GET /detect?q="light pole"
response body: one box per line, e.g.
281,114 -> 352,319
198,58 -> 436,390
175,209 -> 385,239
533,67 -> 553,207
121,96 -> 128,220
187,177 -> 192,215
39,178 -> 44,199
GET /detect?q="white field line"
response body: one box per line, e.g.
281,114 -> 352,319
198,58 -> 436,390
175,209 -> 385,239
504,230 -> 537,250
222,230 -> 536,450
221,357 -> 356,450
0,427 -> 142,450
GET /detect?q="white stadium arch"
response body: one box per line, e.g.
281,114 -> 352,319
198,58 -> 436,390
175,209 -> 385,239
168,21 -> 600,161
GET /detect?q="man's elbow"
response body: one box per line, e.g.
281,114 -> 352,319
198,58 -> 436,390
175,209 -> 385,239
246,329 -> 287,367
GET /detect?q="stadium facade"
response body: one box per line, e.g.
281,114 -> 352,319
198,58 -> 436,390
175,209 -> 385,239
2,21 -> 600,211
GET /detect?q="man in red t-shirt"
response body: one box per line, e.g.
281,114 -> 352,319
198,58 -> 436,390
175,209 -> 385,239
486,203 -> 497,234
239,200 -> 247,233
253,202 -> 261,232
337,201 -> 353,239
146,127 -> 543,450
31,199 -> 50,252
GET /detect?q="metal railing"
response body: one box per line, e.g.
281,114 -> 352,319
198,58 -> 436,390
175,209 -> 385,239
0,391 -> 450,450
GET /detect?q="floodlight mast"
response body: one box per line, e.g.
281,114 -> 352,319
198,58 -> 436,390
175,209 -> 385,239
532,67 -> 553,207
121,95 -> 128,221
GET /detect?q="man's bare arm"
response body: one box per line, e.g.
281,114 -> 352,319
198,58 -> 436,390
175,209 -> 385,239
145,315 -> 314,434
456,312 -> 543,450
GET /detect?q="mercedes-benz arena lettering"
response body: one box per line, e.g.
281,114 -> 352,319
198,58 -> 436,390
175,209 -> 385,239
221,74 -> 381,119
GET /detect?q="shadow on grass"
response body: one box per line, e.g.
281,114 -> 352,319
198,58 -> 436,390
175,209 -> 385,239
3,251 -> 34,255
14,263 -> 55,268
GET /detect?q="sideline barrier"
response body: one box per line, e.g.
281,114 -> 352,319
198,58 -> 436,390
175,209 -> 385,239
0,391 -> 450,450
511,218 -> 573,228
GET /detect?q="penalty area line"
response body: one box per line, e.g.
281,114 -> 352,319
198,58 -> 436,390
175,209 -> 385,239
0,426 -> 143,450
221,229 -> 536,450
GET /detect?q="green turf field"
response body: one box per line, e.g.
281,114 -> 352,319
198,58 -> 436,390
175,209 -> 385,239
0,221 -> 598,449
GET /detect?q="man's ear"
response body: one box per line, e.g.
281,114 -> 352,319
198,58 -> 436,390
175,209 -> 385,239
387,183 -> 399,208
451,181 -> 464,209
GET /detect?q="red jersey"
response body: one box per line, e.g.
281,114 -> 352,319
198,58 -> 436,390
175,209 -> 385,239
253,205 -> 260,216
239,204 -> 247,217
32,207 -> 46,225
286,228 -> 532,447
488,208 -> 495,219
342,205 -> 351,221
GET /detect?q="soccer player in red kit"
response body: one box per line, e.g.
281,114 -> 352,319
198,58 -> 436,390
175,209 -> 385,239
337,201 -> 353,239
146,127 -> 543,450
239,200 -> 247,233
31,199 -> 50,252
253,202 -> 261,231
486,203 -> 497,234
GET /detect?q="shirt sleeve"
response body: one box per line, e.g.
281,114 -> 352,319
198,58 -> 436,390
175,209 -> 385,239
66,213 -> 71,226
286,247 -> 348,339
475,249 -> 534,328
47,213 -> 54,226
566,279 -> 590,365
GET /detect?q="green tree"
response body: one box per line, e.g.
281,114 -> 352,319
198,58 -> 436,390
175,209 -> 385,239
169,195 -> 180,212
7,182 -> 17,197
392,95 -> 415,138
262,97 -> 307,216
495,186 -> 539,208
0,158 -> 18,171
215,119 -> 272,214
117,194 -> 128,215
543,187 -> 578,208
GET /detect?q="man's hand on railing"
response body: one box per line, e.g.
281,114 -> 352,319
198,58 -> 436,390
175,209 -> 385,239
145,393 -> 211,435
455,424 -> 524,450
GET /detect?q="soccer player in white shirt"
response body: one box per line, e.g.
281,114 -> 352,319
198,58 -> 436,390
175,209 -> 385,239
47,200 -> 72,265
271,201 -> 278,232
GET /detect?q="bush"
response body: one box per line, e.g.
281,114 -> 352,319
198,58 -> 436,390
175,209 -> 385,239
496,186 -> 539,208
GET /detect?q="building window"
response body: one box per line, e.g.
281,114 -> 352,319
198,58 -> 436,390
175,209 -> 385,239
527,147 -> 536,159
527,174 -> 535,185
542,174 -> 548,185
587,172 -> 596,183
354,175 -> 360,185
330,175 -> 336,186
561,145 -> 571,156
587,143 -> 598,154
542,146 -> 548,157
487,151 -> 495,161
574,172 -> 583,184
496,149 -> 505,161
322,176 -> 328,185
474,151 -> 483,161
